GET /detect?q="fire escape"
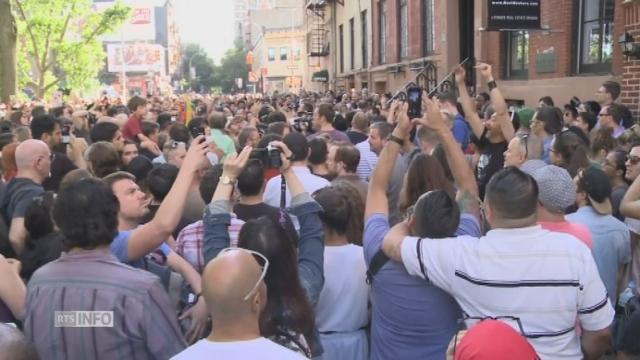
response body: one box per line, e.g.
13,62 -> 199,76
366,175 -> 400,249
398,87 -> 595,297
306,0 -> 330,58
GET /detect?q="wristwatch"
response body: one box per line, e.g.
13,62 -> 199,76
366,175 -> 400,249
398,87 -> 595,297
387,134 -> 404,146
219,175 -> 236,186
487,80 -> 498,91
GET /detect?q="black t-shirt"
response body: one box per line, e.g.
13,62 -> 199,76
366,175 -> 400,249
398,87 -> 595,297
20,232 -> 64,281
471,128 -> 507,199
234,203 -> 298,244
43,152 -> 77,192
0,178 -> 44,224
347,130 -> 368,145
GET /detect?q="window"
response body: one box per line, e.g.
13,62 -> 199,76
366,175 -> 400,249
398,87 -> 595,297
280,47 -> 288,61
350,18 -> 355,70
379,0 -> 386,64
422,0 -> 435,55
362,10 -> 368,68
339,24 -> 344,73
399,0 -> 408,59
268,48 -> 275,61
505,31 -> 529,78
294,47 -> 301,61
576,0 -> 614,73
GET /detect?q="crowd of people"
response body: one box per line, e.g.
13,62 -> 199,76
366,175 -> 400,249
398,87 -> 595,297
0,62 -> 638,360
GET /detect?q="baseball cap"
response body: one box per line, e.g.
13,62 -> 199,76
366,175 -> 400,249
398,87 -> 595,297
283,132 -> 309,162
577,166 -> 612,215
522,164 -> 576,214
454,319 -> 539,360
517,107 -> 535,129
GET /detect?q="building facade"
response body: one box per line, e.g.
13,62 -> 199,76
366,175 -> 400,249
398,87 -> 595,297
304,0 -> 640,119
252,28 -> 308,93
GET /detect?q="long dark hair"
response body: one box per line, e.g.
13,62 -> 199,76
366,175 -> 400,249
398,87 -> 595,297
237,216 -> 315,353
552,130 -> 590,178
399,153 -> 455,213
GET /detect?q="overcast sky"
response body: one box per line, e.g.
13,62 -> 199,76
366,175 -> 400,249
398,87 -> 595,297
174,0 -> 236,64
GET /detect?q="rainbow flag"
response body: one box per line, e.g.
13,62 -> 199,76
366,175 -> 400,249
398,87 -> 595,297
184,95 -> 193,125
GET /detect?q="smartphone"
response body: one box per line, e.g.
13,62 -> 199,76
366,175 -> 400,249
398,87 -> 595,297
407,86 -> 423,118
62,124 -> 71,144
190,127 -> 206,143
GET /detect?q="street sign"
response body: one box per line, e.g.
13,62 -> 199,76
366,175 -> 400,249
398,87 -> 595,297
286,65 -> 298,70
248,72 -> 259,83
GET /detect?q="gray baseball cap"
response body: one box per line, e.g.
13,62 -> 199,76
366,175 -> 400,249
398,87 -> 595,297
522,164 -> 576,213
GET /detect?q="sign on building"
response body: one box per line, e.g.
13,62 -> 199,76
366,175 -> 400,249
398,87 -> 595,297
106,43 -> 166,74
487,0 -> 541,30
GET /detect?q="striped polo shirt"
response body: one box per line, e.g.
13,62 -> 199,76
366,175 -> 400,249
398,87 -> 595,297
400,225 -> 614,359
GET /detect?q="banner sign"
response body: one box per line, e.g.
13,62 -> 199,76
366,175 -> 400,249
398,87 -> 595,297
107,43 -> 165,73
487,0 -> 541,30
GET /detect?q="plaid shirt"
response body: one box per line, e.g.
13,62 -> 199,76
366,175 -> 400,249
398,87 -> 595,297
176,214 -> 244,273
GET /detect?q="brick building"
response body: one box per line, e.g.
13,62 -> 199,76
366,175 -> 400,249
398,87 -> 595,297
482,0 -> 640,120
304,0 -> 640,119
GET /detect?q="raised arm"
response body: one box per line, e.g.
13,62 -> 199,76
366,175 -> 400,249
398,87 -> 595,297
364,101 -> 407,220
417,92 -> 480,218
476,63 -> 514,141
621,173 -> 640,219
454,66 -> 484,139
272,141 -> 325,306
203,146 -> 252,264
127,137 -> 209,261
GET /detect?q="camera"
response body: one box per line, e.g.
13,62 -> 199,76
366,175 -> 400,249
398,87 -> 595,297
292,113 -> 313,134
406,85 -> 423,118
250,144 -> 282,169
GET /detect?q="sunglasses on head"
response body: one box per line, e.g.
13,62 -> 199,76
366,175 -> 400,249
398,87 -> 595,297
217,247 -> 269,301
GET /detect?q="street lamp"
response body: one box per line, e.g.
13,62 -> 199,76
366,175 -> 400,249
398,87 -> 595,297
619,32 -> 640,59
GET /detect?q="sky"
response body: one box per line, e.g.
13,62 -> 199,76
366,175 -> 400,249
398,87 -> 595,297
174,0 -> 236,64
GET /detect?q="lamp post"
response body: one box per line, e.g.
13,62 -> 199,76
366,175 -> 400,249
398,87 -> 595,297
619,32 -> 640,59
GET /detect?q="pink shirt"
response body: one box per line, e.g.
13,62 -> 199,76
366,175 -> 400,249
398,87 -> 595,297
539,221 -> 593,249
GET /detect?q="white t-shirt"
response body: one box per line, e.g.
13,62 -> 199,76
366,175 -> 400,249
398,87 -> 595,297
400,225 -> 614,359
171,337 -> 307,360
315,244 -> 369,332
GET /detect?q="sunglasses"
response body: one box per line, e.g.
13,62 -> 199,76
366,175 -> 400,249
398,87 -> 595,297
217,247 -> 269,301
627,155 -> 640,165
519,133 -> 529,159
451,314 -> 542,358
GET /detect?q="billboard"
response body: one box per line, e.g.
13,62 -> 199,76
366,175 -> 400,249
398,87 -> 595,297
106,43 -> 165,74
95,2 -> 156,41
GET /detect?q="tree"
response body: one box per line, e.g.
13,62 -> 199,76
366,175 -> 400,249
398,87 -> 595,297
0,0 -> 17,103
14,0 -> 130,98
182,43 -> 218,93
217,39 -> 248,93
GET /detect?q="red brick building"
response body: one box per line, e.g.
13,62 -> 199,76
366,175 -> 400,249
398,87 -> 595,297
360,0 -> 640,119
482,0 -> 640,120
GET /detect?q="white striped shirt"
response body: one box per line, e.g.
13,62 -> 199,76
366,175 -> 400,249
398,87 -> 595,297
355,140 -> 378,182
400,225 -> 614,359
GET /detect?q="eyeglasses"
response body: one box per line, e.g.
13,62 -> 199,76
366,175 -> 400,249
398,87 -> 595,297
451,314 -> 539,357
217,247 -> 269,301
519,134 -> 529,159
627,155 -> 640,165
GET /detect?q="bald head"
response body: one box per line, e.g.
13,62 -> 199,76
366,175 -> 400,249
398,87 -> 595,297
15,139 -> 49,171
202,250 -> 266,324
0,324 -> 39,360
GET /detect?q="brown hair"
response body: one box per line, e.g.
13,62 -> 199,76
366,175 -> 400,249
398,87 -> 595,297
86,142 -> 122,179
399,153 -> 455,213
333,143 -> 360,173
553,130 -> 590,178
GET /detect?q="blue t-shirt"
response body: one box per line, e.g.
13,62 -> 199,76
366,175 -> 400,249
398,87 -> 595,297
452,114 -> 470,151
364,213 -> 480,360
110,230 -> 172,269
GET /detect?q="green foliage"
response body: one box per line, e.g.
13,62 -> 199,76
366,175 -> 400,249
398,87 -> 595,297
182,40 -> 248,93
14,0 -> 131,98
